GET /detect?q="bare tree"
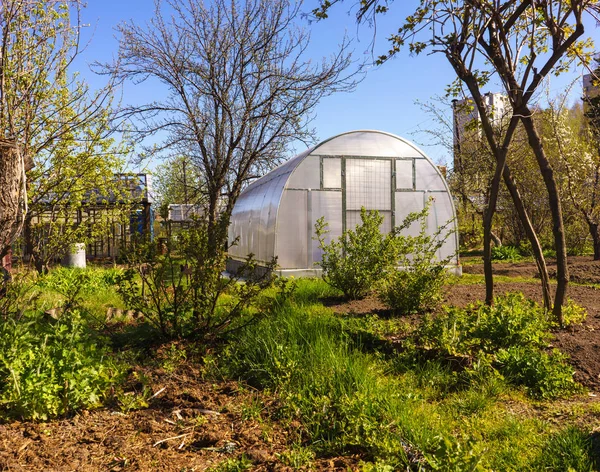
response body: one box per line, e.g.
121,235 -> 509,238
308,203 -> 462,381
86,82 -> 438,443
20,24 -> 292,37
104,0 -> 357,252
315,0 -> 598,323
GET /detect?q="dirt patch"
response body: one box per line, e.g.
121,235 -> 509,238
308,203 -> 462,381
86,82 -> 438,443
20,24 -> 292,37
0,355 -> 359,471
462,255 -> 600,285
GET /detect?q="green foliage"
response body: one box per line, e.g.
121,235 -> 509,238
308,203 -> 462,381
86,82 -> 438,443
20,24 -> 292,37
536,426 -> 597,471
209,455 -> 253,472
315,201 -> 454,313
496,347 -> 579,400
409,293 -> 580,399
221,279 -> 596,469
424,435 -> 486,471
153,156 -> 205,219
0,284 -> 124,420
490,245 -> 522,262
37,267 -> 123,295
224,301 -> 407,464
379,204 -> 453,314
117,219 -> 283,339
314,208 -> 394,300
276,446 -> 316,469
561,299 -> 588,327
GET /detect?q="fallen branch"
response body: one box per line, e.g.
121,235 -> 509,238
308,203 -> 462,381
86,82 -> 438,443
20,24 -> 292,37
153,432 -> 192,447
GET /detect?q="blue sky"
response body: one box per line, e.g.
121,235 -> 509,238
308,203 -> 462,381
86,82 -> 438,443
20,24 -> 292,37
75,1 -> 600,168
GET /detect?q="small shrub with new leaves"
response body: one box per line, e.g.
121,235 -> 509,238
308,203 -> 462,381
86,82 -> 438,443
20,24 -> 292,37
314,208 -> 395,300
379,202 -> 454,314
117,218 -> 284,340
315,201 -> 455,311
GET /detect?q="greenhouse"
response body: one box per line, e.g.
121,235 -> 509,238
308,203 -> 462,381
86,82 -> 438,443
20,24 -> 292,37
227,130 -> 460,277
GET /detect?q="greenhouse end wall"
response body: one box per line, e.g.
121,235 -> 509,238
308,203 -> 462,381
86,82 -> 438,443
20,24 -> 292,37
227,130 -> 461,277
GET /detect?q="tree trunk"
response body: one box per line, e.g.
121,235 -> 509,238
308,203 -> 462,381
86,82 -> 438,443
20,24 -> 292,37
483,161 -> 505,306
502,165 -> 552,311
520,111 -> 568,325
0,140 -> 25,261
590,223 -> 600,261
490,231 -> 502,247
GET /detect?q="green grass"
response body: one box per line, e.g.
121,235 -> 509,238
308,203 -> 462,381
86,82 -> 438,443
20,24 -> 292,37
222,278 -> 599,470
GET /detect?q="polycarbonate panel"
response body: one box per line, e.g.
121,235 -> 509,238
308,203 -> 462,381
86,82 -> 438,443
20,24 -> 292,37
315,130 -> 424,158
346,210 -> 392,234
415,159 -> 447,191
346,159 -> 392,211
257,177 -> 277,261
396,159 -> 414,190
428,192 -> 458,262
395,191 -> 426,237
322,158 -> 342,188
286,154 -> 320,189
310,191 -> 342,266
276,189 -> 308,269
265,174 -> 288,261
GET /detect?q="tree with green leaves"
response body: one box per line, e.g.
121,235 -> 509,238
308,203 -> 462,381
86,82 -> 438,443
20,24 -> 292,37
0,0 -> 129,272
315,0 -> 598,323
552,92 -> 600,260
153,156 -> 206,220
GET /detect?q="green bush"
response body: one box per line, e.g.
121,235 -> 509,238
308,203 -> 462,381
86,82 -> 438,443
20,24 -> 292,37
496,347 -> 580,399
407,293 -> 580,399
314,208 -> 395,300
0,302 -> 124,420
378,205 -> 453,314
490,245 -> 522,262
315,201 -> 454,312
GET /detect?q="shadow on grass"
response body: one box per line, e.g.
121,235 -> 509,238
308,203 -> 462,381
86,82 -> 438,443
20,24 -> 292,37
107,321 -> 165,352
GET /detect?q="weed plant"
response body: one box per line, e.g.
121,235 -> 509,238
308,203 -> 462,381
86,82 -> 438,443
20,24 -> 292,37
490,245 -> 522,262
0,278 -> 124,420
407,293 -> 582,399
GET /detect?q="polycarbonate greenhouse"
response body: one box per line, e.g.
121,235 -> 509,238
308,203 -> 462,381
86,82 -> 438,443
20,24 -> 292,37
227,130 -> 460,276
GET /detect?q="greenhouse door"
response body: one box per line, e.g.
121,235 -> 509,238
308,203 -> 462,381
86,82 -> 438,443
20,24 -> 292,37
344,158 -> 393,233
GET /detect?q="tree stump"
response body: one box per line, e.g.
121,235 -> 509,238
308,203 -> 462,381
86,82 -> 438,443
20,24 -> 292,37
0,140 -> 25,260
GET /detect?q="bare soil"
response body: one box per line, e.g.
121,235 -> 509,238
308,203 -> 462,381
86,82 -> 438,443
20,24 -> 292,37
0,351 -> 359,471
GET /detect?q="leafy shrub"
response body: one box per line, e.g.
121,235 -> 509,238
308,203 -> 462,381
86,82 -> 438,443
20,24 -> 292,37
496,347 -> 580,399
315,201 -> 455,311
378,204 -> 454,314
117,218 -> 283,339
0,288 -> 124,419
490,245 -> 522,262
407,293 -> 579,399
314,208 -> 395,300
